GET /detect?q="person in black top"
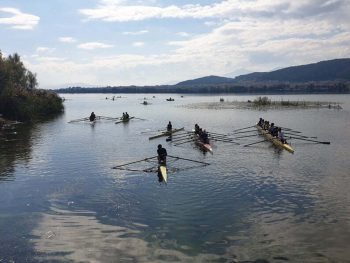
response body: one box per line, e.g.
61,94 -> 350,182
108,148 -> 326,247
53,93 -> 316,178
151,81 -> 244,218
167,121 -> 172,132
157,144 -> 167,165
194,124 -> 200,134
89,112 -> 96,122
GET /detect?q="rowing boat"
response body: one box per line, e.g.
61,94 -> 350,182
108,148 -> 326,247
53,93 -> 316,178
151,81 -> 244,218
149,127 -> 184,140
256,125 -> 294,153
194,133 -> 213,153
115,116 -> 135,124
159,165 -> 167,183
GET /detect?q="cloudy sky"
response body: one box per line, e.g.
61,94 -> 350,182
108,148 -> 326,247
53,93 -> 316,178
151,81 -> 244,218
1,0 -> 349,89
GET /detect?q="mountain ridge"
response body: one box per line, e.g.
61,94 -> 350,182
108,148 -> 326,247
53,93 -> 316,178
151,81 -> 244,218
175,58 -> 350,86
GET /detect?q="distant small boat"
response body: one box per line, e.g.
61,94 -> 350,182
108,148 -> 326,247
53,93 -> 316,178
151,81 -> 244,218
220,98 -> 224,102
142,101 -> 148,105
166,98 -> 175,101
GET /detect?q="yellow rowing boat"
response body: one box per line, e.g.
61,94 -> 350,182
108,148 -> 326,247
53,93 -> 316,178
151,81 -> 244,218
256,125 -> 294,153
159,165 -> 167,183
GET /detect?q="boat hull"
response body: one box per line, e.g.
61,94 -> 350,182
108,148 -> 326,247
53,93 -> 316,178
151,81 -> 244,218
159,165 -> 167,183
256,125 -> 294,153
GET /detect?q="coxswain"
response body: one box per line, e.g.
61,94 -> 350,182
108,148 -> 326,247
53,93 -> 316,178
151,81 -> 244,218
194,124 -> 200,134
89,112 -> 96,122
157,144 -> 167,165
167,121 -> 172,132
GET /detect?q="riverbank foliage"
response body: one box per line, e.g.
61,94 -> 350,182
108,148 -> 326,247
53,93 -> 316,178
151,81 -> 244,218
0,52 -> 64,121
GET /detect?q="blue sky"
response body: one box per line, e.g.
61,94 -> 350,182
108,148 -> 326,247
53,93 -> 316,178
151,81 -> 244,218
1,0 -> 349,89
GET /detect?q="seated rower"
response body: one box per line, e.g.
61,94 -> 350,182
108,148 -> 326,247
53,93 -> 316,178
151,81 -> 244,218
268,123 -> 275,133
125,112 -> 129,119
278,127 -> 287,143
200,129 -> 209,144
157,144 -> 167,165
167,121 -> 172,132
271,126 -> 278,137
194,124 -> 200,134
258,118 -> 264,127
264,121 -> 270,130
89,112 -> 96,122
122,112 -> 126,119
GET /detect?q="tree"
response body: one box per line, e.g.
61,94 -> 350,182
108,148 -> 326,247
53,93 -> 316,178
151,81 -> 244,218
26,71 -> 38,90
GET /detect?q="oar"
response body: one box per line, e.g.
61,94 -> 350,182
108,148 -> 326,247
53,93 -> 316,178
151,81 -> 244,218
168,155 -> 210,165
174,139 -> 194,146
171,136 -> 193,143
243,139 -> 268,147
279,127 -> 302,133
285,133 -> 317,139
171,132 -> 192,138
232,134 -> 259,139
171,134 -> 194,142
112,156 -> 158,169
208,134 -> 230,139
288,136 -> 330,144
211,138 -> 240,145
232,125 -> 256,132
206,131 -> 229,137
229,129 -> 257,135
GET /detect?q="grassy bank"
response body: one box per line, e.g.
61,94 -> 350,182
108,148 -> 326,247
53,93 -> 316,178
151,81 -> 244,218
0,52 -> 64,122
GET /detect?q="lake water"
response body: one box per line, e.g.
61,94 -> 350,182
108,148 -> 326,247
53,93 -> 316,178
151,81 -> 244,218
1,93 -> 350,263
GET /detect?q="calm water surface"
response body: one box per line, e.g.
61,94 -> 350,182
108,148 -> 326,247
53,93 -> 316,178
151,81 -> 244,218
1,94 -> 350,263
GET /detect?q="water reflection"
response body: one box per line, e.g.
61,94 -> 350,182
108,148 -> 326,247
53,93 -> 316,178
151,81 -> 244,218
0,124 -> 34,180
32,206 -> 224,262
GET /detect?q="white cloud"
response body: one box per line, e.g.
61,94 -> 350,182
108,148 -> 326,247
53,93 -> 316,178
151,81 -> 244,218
77,42 -> 114,50
0,7 -> 39,30
176,32 -> 190,37
132,42 -> 144,47
123,30 -> 148,35
59,37 -> 77,43
36,47 -> 55,53
79,0 -> 350,23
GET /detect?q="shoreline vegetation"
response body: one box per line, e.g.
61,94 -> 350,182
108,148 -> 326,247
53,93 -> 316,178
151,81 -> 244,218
56,81 -> 350,95
0,52 -> 64,124
184,96 -> 343,110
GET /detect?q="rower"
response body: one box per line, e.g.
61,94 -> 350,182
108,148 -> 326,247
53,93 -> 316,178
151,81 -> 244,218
201,129 -> 209,144
194,124 -> 200,134
268,123 -> 275,133
157,144 -> 167,165
125,112 -> 129,119
278,127 -> 287,143
167,121 -> 172,132
258,118 -> 264,127
272,126 -> 279,137
264,121 -> 270,130
89,112 -> 96,122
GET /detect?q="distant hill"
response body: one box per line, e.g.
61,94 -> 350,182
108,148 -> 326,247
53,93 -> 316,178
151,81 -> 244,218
57,58 -> 350,94
235,58 -> 350,83
175,75 -> 235,86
